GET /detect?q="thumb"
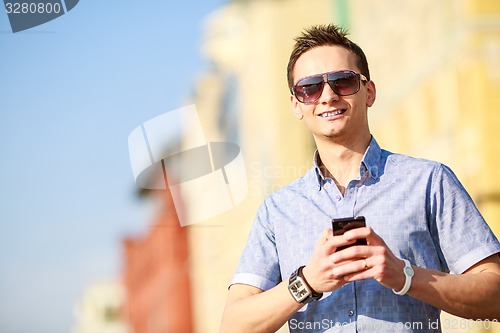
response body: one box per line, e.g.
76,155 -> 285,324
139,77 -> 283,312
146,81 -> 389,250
316,228 -> 332,246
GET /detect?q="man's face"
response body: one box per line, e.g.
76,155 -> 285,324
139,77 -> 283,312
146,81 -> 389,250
290,45 -> 376,144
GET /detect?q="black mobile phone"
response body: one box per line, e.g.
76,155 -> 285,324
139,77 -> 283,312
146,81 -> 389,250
332,216 -> 367,251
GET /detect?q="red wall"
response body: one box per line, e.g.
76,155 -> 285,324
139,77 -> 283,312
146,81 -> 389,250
123,190 -> 193,333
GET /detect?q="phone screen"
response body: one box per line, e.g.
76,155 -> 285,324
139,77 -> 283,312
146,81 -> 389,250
331,216 -> 367,251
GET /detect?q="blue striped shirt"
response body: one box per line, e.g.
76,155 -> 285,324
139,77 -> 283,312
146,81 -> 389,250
231,137 -> 500,332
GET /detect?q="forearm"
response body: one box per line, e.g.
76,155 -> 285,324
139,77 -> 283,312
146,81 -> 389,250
220,281 -> 303,333
409,266 -> 500,320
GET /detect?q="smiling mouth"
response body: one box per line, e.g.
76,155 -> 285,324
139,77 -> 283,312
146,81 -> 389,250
318,109 -> 346,117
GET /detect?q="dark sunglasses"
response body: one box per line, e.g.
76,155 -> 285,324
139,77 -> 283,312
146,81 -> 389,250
292,70 -> 368,104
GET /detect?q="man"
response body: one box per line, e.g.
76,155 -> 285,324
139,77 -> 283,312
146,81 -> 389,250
220,24 -> 500,333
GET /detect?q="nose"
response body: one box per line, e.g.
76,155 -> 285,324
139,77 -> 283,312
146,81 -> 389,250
319,78 -> 339,104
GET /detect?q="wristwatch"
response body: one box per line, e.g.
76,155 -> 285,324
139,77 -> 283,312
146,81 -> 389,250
288,266 -> 323,304
392,259 -> 414,296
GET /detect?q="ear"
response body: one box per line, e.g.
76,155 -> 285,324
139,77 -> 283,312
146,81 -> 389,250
366,80 -> 376,107
291,94 -> 304,120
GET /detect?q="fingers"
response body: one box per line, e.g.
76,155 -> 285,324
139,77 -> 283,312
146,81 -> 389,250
318,228 -> 357,255
313,226 -> 406,289
319,226 -> 378,254
342,226 -> 378,243
329,227 -> 381,278
310,226 -> 397,290
343,262 -> 373,282
331,244 -> 370,264
306,228 -> 350,292
316,228 -> 335,256
330,257 -> 371,280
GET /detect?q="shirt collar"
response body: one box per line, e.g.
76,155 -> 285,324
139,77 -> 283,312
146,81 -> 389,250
313,136 -> 381,190
313,151 -> 324,189
362,136 -> 382,180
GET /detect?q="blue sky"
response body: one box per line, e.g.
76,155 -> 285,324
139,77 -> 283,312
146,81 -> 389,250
0,1 -> 227,332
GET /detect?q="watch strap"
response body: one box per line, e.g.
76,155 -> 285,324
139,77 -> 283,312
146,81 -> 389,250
392,259 -> 414,296
297,266 -> 323,300
288,266 -> 322,303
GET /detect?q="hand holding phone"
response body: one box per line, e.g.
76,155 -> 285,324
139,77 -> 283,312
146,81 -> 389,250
332,216 -> 367,252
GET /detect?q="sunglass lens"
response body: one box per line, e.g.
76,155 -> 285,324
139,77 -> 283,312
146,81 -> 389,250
328,72 -> 359,96
294,77 -> 323,103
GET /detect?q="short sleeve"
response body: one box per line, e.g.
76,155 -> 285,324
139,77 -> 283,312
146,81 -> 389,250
230,200 -> 282,291
429,164 -> 500,274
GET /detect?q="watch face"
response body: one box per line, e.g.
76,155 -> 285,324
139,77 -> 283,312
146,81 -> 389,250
404,266 -> 415,277
289,278 -> 311,303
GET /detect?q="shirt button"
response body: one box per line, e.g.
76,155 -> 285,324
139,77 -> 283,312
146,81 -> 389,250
336,195 -> 342,202
348,310 -> 355,316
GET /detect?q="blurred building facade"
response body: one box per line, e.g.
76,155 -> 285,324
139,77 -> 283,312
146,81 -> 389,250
123,0 -> 500,332
355,0 -> 500,240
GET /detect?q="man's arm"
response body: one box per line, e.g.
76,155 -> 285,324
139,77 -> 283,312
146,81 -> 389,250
220,229 -> 356,333
330,227 -> 500,320
220,282 -> 301,333
409,254 -> 500,320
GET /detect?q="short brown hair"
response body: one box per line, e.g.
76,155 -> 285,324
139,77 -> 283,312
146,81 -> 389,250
287,24 -> 370,92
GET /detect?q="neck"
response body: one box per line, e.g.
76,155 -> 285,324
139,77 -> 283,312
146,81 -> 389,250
315,133 -> 371,193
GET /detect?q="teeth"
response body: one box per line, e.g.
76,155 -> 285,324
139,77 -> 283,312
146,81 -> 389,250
320,110 -> 344,117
